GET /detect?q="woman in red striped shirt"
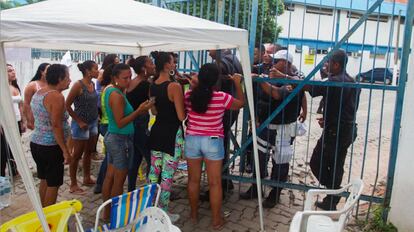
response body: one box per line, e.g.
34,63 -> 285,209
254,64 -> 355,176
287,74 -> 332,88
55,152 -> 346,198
184,63 -> 244,229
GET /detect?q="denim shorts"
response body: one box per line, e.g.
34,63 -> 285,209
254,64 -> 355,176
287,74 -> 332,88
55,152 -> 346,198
104,132 -> 134,170
184,135 -> 224,160
71,119 -> 98,140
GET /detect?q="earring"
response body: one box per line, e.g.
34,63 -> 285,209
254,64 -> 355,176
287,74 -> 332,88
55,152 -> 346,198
169,70 -> 175,76
144,69 -> 147,76
115,82 -> 119,86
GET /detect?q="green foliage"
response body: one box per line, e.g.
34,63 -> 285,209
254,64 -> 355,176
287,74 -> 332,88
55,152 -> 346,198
0,0 -> 44,10
0,1 -> 16,10
359,206 -> 398,232
165,0 -> 284,44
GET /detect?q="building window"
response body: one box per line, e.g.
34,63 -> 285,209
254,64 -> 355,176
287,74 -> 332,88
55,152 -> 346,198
347,11 -> 389,23
285,4 -> 295,11
306,6 -> 333,16
309,48 -> 329,55
295,44 -> 302,53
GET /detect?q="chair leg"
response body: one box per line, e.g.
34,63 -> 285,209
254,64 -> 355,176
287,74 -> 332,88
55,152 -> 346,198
74,213 -> 85,232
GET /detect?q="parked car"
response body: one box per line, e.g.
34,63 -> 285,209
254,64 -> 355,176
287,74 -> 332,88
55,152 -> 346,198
357,68 -> 394,85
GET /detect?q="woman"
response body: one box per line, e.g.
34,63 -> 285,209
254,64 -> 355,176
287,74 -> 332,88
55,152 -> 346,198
101,63 -> 153,219
7,64 -> 25,134
24,63 -> 50,130
148,52 -> 186,222
1,64 -> 25,176
92,54 -> 120,161
126,56 -> 155,191
30,64 -> 72,206
93,65 -> 115,194
185,63 -> 244,229
65,60 -> 99,194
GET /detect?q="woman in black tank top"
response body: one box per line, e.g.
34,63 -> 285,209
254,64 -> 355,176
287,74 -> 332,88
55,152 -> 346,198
125,56 -> 155,191
148,52 -> 185,222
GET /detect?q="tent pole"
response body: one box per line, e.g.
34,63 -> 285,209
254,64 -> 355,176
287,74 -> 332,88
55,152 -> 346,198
0,43 -> 50,232
238,46 -> 265,231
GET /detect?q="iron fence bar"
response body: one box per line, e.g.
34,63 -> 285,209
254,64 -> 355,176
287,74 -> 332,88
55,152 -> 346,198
302,0 -> 323,190
234,0 -> 239,27
207,0 -> 211,20
383,0 -> 414,218
346,0 -> 356,185
253,78 -> 398,90
187,51 -> 200,72
354,0 -> 371,218
363,4 -> 386,221
223,174 -> 384,203
224,0 -> 386,171
242,0 -> 247,29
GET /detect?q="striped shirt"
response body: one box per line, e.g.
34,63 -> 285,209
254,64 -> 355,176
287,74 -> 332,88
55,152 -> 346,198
185,90 -> 234,137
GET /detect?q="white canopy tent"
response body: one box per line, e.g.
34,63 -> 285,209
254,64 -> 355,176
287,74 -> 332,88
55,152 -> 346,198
0,0 -> 264,230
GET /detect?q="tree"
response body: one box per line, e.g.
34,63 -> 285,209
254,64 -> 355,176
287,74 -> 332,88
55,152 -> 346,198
0,0 -> 44,10
163,0 -> 284,44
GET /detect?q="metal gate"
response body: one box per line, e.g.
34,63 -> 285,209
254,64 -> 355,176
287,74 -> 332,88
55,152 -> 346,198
148,0 -> 414,227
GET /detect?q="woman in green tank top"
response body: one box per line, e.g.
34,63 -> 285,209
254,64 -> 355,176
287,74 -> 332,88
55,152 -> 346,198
101,63 -> 153,220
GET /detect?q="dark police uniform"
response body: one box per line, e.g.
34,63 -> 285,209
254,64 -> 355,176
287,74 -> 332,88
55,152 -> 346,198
242,78 -> 304,201
309,72 -> 359,207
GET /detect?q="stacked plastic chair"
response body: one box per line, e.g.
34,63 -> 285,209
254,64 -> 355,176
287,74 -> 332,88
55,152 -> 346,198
0,200 -> 84,232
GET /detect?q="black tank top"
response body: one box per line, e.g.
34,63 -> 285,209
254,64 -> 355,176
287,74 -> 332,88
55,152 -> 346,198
126,80 -> 150,110
148,81 -> 181,154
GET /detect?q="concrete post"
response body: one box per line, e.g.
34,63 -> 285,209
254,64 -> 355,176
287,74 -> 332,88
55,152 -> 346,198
389,32 -> 414,231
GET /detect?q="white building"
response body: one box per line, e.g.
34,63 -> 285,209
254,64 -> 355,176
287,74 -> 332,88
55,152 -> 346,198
276,0 -> 407,77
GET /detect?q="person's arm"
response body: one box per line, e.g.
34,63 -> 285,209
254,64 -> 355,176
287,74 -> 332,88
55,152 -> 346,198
47,93 -> 71,164
18,97 -> 26,132
23,83 -> 36,130
65,82 -> 88,129
299,93 -> 307,123
110,91 -> 153,128
169,82 -> 186,122
260,82 -> 292,100
229,74 -> 245,110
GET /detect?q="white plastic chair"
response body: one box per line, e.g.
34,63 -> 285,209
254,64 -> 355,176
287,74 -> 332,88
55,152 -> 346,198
134,207 -> 181,232
289,179 -> 364,232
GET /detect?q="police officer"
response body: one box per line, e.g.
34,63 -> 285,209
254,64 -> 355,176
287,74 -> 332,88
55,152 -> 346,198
241,50 -> 307,208
304,49 -> 359,210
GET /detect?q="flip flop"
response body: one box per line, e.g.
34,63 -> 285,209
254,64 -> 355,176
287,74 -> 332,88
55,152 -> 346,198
83,178 -> 96,186
69,187 -> 87,195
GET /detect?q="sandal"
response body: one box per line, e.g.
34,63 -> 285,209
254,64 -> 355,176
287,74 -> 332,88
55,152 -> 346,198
69,187 -> 87,195
83,178 -> 96,186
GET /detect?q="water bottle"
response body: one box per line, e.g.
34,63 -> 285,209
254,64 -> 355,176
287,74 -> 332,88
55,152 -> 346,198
0,177 -> 11,209
0,180 -> 4,210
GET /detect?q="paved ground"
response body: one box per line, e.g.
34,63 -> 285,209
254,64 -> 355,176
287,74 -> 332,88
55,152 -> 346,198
0,163 -> 365,232
1,89 -> 392,231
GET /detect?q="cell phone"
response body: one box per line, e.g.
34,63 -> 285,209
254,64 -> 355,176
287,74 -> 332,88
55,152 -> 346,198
182,73 -> 192,79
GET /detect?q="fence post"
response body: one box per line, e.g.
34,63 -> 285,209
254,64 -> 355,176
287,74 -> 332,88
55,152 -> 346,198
384,0 -> 414,220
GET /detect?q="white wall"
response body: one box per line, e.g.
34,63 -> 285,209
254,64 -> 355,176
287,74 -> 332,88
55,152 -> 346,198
389,34 -> 414,232
285,44 -> 392,78
278,5 -> 405,47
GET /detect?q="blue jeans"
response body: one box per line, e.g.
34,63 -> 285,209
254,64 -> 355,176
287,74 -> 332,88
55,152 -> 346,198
105,133 -> 134,170
96,124 -> 108,187
185,135 -> 225,160
128,114 -> 151,191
